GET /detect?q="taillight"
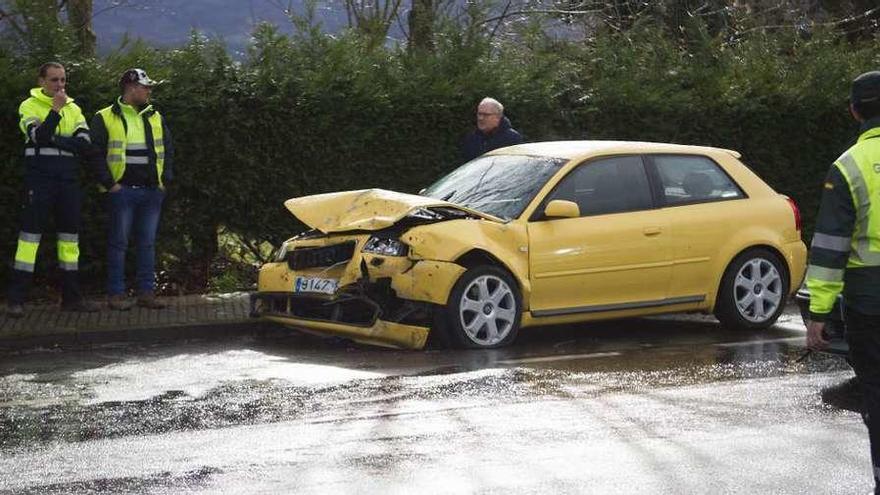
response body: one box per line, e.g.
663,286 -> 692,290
786,196 -> 802,232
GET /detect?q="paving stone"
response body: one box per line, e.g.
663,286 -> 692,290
0,292 -> 259,348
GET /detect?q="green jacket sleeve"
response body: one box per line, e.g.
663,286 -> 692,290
19,98 -> 60,146
805,164 -> 856,321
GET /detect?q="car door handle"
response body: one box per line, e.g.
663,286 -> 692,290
643,226 -> 662,236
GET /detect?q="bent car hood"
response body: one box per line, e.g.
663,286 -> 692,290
285,189 -> 501,233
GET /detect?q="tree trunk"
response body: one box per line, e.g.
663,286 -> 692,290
67,0 -> 96,56
408,0 -> 434,52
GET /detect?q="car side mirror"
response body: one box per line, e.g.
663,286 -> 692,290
418,188 -> 426,195
543,200 -> 580,219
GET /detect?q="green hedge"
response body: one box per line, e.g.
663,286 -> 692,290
0,24 -> 877,295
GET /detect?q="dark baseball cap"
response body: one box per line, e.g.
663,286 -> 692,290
851,71 -> 880,105
119,68 -> 160,88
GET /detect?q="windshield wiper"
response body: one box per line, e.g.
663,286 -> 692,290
440,190 -> 456,202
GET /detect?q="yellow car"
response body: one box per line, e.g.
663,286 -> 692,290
252,141 -> 807,350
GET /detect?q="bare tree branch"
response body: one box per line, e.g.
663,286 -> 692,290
342,0 -> 402,46
735,4 -> 880,35
488,0 -> 511,41
93,0 -> 145,19
478,7 -> 604,27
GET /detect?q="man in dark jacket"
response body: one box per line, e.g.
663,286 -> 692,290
461,97 -> 523,162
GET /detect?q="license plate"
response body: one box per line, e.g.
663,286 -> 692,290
294,276 -> 339,295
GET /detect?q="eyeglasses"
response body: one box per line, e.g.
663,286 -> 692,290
477,112 -> 499,117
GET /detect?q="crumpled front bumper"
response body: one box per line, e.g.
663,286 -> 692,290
250,292 -> 431,349
252,234 -> 467,350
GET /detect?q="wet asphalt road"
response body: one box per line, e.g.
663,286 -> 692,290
0,309 -> 870,495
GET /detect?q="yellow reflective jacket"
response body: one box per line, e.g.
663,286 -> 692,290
18,87 -> 89,178
806,119 -> 880,319
92,98 -> 170,189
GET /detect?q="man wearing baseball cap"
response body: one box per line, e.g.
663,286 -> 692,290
90,68 -> 174,310
806,70 -> 880,494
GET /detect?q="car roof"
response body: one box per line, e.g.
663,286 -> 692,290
490,140 -> 742,160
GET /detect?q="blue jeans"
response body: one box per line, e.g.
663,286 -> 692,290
107,186 -> 164,296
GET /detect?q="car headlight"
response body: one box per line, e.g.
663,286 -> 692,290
362,237 -> 409,257
274,242 -> 289,262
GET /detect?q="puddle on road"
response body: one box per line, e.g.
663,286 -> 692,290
9,465 -> 221,495
0,373 -> 77,409
0,351 -> 852,452
0,313 -> 855,455
70,349 -> 386,404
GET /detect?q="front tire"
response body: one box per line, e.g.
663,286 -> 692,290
440,265 -> 522,349
714,248 -> 788,330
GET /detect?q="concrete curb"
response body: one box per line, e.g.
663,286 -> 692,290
0,292 -> 294,351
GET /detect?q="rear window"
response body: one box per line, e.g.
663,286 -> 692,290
652,155 -> 744,206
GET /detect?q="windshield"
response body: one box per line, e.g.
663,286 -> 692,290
422,155 -> 566,219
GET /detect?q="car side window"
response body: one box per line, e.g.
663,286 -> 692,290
652,155 -> 744,206
548,155 -> 653,217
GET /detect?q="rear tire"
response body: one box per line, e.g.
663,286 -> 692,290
439,265 -> 522,349
714,248 -> 788,330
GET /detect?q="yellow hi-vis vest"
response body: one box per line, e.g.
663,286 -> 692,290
806,125 -> 880,314
97,103 -> 166,187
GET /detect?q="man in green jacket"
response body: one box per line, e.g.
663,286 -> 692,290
6,62 -> 100,317
807,70 -> 880,494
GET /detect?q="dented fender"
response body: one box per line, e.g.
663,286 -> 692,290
394,260 -> 464,305
359,253 -> 464,305
400,220 -> 532,306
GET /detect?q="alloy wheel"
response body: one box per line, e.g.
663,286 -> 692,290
458,274 -> 517,346
733,258 -> 783,323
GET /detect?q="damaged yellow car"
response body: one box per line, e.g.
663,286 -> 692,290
252,141 -> 807,350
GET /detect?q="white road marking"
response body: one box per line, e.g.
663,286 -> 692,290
497,352 -> 622,365
714,337 -> 804,348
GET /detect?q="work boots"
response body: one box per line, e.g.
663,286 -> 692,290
137,291 -> 167,309
108,292 -> 166,310
108,294 -> 134,311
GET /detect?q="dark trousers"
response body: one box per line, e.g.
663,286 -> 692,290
845,307 -> 880,494
7,175 -> 83,304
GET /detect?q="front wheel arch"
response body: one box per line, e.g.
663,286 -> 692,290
453,248 -> 529,305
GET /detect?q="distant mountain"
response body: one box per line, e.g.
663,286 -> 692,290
91,0 -> 573,56
93,0 -> 355,55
